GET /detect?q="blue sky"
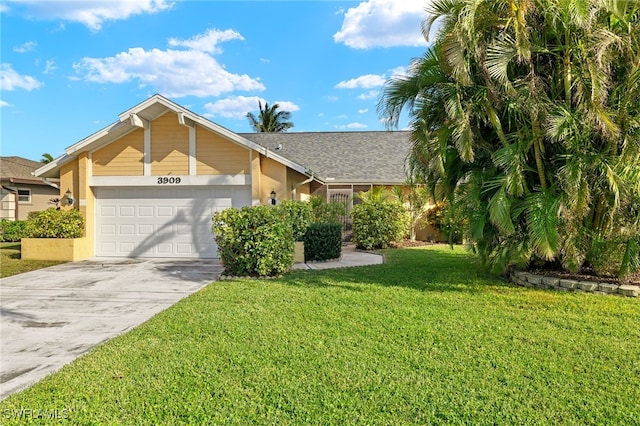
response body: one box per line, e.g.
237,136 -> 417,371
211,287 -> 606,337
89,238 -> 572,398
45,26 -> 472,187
1,0 -> 433,161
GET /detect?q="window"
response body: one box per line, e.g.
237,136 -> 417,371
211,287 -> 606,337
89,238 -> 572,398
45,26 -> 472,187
17,189 -> 31,203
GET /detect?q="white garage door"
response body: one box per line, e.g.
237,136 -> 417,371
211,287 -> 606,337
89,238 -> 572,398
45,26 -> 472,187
95,186 -> 251,258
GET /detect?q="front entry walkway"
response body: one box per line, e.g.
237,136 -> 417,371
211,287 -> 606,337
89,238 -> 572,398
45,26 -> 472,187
0,258 -> 222,400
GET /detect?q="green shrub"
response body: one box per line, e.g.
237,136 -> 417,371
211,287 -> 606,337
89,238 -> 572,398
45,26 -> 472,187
277,200 -> 313,241
24,208 -> 84,238
0,219 -> 26,242
213,206 -> 294,277
304,222 -> 342,261
425,203 -> 464,244
310,195 -> 346,224
352,200 -> 408,250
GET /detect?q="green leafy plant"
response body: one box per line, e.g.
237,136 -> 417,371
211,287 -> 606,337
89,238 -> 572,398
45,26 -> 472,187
379,0 -> 640,277
24,208 -> 84,238
425,203 -> 464,245
393,180 -> 431,241
304,222 -> 342,261
310,195 -> 346,225
0,220 -> 26,242
213,206 -> 294,277
277,200 -> 313,242
351,196 -> 408,250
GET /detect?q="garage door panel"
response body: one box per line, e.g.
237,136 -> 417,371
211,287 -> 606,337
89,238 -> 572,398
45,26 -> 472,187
95,186 -> 249,258
119,224 -> 135,235
138,206 -> 154,216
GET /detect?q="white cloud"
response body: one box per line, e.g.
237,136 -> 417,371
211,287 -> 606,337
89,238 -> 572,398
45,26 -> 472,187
389,66 -> 407,78
260,58 -> 270,63
358,108 -> 369,114
74,29 -> 264,98
204,96 -> 299,119
0,63 -> 43,91
335,122 -> 368,130
273,100 -> 300,113
14,41 -> 36,53
325,95 -> 339,102
337,114 -> 348,120
43,60 -> 57,74
334,0 -> 429,49
9,0 -> 173,31
335,74 -> 386,89
318,112 -> 325,117
168,29 -> 243,54
0,100 -> 11,107
358,90 -> 379,100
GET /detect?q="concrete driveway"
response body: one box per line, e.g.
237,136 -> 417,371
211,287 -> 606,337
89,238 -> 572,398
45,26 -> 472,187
0,258 -> 222,400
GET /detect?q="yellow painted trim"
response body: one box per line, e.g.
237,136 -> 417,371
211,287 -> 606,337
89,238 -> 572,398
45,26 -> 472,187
21,238 -> 92,261
294,241 -> 305,263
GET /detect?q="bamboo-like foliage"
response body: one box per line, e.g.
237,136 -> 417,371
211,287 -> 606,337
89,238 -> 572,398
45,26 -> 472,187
379,0 -> 640,277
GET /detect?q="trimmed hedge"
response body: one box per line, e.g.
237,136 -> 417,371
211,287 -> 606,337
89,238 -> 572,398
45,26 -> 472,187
0,219 -> 26,242
24,208 -> 84,239
277,200 -> 313,241
213,206 -> 294,277
352,200 -> 408,250
304,222 -> 342,261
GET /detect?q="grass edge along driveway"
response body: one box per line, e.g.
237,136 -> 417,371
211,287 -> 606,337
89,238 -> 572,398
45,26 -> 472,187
1,245 -> 639,424
0,242 -> 65,278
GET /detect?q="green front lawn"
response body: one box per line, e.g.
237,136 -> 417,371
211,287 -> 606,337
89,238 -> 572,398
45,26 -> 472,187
1,246 -> 639,424
0,242 -> 64,278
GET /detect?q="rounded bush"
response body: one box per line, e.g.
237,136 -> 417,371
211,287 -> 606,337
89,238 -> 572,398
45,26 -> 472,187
277,200 -> 313,241
24,208 -> 84,238
213,206 -> 294,277
352,200 -> 408,250
0,219 -> 26,242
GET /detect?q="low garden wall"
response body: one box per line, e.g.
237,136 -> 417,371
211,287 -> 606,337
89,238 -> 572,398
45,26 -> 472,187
510,271 -> 639,297
21,237 -> 92,262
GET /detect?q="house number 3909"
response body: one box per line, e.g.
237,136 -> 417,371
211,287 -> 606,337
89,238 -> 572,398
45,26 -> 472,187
157,177 -> 181,184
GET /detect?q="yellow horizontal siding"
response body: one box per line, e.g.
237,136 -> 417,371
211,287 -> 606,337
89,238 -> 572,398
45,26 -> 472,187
92,129 -> 144,176
151,112 -> 189,175
196,127 -> 249,175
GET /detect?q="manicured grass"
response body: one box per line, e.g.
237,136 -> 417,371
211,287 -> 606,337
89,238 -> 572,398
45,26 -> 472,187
1,246 -> 639,424
0,242 -> 64,278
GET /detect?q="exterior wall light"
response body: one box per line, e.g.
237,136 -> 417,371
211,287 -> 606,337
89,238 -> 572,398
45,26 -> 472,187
270,190 -> 277,205
65,188 -> 74,206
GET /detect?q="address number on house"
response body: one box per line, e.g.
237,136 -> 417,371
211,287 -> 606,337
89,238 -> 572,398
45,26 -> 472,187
157,177 -> 182,184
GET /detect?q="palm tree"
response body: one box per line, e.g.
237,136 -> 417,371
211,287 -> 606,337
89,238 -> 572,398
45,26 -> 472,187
246,101 -> 294,132
379,0 -> 640,277
40,153 -> 54,164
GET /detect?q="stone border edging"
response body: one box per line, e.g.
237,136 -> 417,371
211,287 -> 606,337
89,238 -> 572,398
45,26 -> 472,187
510,271 -> 639,297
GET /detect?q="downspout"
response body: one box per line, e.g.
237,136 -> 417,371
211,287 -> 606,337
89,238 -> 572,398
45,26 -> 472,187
292,173 -> 314,200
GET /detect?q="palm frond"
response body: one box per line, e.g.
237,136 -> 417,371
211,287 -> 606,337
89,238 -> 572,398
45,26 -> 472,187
525,189 -> 560,260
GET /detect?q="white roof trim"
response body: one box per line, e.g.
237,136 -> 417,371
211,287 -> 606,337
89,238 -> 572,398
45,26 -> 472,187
34,153 -> 75,178
34,94 -> 317,180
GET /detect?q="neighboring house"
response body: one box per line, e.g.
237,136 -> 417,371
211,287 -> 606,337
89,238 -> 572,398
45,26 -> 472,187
0,156 -> 60,221
34,94 -> 416,259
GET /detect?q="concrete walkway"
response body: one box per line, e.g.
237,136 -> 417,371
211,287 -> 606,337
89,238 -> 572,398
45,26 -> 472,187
0,258 -> 222,401
293,244 -> 384,270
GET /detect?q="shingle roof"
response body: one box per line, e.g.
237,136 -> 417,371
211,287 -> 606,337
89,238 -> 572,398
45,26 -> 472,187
0,156 -> 50,184
240,131 -> 411,184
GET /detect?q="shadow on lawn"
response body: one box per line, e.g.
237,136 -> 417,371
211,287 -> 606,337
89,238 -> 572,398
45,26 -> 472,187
282,246 -> 508,294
